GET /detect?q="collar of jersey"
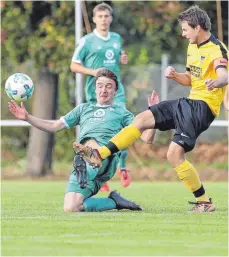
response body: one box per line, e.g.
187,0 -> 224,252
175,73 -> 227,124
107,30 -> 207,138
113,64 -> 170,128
197,34 -> 214,48
94,29 -> 110,41
96,103 -> 111,107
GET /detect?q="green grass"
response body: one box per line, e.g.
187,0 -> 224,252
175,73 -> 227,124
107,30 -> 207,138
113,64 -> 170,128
1,181 -> 228,256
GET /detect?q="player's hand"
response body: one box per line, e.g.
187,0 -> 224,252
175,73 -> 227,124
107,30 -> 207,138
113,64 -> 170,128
93,68 -> 104,77
8,100 -> 28,120
120,50 -> 128,65
165,66 -> 176,79
148,90 -> 160,106
205,78 -> 220,91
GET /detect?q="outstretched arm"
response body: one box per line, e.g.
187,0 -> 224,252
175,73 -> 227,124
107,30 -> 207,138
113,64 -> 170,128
140,90 -> 159,144
8,100 -> 65,133
165,66 -> 191,86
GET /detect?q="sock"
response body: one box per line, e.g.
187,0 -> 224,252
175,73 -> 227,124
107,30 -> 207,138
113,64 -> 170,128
174,160 -> 209,202
99,124 -> 141,159
83,197 -> 116,212
119,149 -> 128,169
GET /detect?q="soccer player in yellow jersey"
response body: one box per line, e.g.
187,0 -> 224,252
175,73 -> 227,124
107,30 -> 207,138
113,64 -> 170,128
73,6 -> 228,213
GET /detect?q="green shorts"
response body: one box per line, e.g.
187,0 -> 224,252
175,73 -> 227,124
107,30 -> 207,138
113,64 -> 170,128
65,155 -> 119,199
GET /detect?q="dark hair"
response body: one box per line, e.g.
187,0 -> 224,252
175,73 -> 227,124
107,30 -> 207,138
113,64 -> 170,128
95,68 -> 118,90
93,2 -> 113,16
178,5 -> 211,31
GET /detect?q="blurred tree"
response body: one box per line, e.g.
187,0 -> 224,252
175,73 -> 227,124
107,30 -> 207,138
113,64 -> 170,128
1,1 -> 228,171
1,1 -> 76,176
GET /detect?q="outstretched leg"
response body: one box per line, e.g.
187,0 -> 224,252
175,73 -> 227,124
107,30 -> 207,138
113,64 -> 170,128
73,110 -> 155,167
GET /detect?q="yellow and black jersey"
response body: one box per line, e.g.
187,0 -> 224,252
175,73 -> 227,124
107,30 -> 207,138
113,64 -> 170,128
186,34 -> 228,116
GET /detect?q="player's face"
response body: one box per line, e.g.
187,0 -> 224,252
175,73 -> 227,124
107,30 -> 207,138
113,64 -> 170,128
93,9 -> 112,31
95,77 -> 117,105
181,21 -> 199,44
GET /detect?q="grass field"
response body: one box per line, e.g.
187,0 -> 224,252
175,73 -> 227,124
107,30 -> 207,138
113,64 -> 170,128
1,181 -> 228,256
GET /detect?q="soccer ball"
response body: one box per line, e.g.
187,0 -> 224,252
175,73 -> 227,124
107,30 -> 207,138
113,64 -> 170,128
5,73 -> 34,102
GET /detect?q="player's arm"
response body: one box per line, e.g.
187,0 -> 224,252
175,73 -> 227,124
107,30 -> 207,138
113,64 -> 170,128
8,100 -> 66,133
205,58 -> 228,90
120,50 -> 128,65
223,86 -> 229,111
165,66 -> 191,86
70,62 -> 98,77
140,90 -> 158,144
70,37 -> 103,77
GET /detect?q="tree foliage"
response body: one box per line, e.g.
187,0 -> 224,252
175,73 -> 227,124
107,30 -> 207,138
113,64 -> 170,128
1,1 -> 228,162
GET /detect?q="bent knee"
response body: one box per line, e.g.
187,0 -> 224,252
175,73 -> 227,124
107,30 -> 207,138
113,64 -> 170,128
133,110 -> 155,131
64,192 -> 84,212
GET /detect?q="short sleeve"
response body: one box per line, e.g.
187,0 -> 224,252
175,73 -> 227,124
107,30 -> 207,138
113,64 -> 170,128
60,104 -> 84,129
210,44 -> 228,61
71,37 -> 88,64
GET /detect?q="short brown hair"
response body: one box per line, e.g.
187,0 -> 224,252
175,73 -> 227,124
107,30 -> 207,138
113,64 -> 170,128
178,5 -> 211,31
95,68 -> 118,90
93,2 -> 113,16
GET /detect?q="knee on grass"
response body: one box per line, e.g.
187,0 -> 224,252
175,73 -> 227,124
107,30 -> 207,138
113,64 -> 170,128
64,192 -> 84,212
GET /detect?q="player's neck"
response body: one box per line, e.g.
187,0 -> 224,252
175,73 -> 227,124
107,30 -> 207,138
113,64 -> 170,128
94,28 -> 110,40
96,102 -> 112,107
197,32 -> 211,46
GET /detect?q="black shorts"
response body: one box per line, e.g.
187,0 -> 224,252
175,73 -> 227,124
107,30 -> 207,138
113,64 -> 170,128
149,98 -> 215,152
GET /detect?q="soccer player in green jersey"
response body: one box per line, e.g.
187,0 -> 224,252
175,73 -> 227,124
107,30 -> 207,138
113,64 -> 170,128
70,3 -> 130,191
8,69 -> 156,212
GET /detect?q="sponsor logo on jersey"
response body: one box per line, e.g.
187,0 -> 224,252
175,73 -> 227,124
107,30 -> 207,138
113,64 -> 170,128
190,65 -> 202,78
200,56 -> 206,62
105,50 -> 114,60
104,49 -> 116,66
93,109 -> 105,117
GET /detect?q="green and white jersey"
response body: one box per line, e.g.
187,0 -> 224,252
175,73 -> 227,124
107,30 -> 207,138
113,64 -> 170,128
72,29 -> 126,105
60,102 -> 134,146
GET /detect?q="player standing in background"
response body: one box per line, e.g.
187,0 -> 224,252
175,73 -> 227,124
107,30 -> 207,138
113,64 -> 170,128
70,2 -> 130,191
73,5 -> 228,213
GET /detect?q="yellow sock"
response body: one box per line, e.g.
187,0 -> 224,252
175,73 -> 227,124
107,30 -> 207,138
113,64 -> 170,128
175,160 -> 209,202
99,124 -> 141,159
99,146 -> 112,160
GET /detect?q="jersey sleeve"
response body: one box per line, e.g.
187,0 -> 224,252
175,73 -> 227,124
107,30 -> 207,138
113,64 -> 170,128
121,109 -> 134,127
71,37 -> 88,64
210,44 -> 228,61
211,44 -> 228,71
186,44 -> 191,72
60,104 -> 84,129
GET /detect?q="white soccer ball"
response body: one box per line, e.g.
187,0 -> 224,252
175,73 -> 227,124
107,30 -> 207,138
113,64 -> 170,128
5,73 -> 34,102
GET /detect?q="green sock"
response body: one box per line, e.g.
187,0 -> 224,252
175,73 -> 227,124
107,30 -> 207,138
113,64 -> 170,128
119,149 -> 128,169
83,197 -> 116,212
